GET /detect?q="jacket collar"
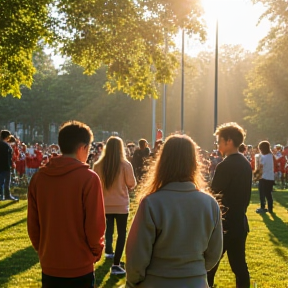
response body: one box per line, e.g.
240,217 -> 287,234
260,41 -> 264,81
161,181 -> 197,192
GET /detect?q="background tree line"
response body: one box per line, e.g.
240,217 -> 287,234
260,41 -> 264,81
1,44 -> 282,150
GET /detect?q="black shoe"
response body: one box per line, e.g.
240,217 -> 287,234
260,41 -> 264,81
111,265 -> 126,275
256,208 -> 267,213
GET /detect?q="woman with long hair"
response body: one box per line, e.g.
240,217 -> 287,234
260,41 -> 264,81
256,140 -> 275,213
125,134 -> 222,288
93,136 -> 136,275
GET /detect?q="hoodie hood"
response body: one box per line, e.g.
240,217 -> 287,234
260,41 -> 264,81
39,156 -> 89,176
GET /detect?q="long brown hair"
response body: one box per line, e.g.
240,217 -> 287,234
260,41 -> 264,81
139,134 -> 205,200
96,136 -> 126,189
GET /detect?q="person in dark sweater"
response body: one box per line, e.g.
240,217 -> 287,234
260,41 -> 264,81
207,122 -> 252,288
132,139 -> 150,183
0,130 -> 18,201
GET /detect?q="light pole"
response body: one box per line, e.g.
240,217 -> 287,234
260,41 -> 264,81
181,28 -> 185,134
162,84 -> 167,139
162,32 -> 168,140
152,98 -> 156,147
214,19 -> 219,133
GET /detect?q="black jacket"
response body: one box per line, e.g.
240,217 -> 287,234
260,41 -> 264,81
0,140 -> 12,172
211,153 -> 252,236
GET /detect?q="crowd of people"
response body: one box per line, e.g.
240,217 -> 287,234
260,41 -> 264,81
207,142 -> 288,189
0,121 -> 287,287
1,127 -> 288,198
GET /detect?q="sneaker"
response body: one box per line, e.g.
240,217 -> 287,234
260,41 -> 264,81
105,253 -> 114,259
4,195 -> 19,201
111,265 -> 126,275
256,208 -> 267,213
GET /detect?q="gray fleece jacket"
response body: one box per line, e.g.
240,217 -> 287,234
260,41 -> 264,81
125,181 -> 223,287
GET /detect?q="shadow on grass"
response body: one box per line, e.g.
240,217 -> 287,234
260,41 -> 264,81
260,212 -> 288,262
95,258 -> 125,288
101,275 -> 126,288
0,201 -> 17,210
0,217 -> 27,233
273,191 -> 288,209
250,190 -> 288,208
0,246 -> 39,286
0,204 -> 27,217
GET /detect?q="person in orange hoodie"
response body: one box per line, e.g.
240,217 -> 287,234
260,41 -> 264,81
27,120 -> 106,288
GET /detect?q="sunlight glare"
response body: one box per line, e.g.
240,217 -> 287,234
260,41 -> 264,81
199,0 -> 270,51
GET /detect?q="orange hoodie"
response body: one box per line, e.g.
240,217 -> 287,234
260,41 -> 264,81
27,156 -> 105,278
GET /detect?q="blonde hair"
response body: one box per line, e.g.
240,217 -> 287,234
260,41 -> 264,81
138,134 -> 205,200
95,136 -> 127,189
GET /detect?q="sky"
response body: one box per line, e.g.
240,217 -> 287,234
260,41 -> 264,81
50,0 -> 271,67
188,0 -> 271,53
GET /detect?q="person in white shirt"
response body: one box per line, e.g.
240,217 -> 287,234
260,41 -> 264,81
256,140 -> 275,213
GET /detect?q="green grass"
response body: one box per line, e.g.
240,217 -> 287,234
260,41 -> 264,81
0,188 -> 287,287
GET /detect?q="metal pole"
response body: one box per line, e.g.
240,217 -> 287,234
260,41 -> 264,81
214,19 -> 219,133
162,33 -> 168,140
163,84 -> 167,139
152,98 -> 156,148
181,29 -> 185,134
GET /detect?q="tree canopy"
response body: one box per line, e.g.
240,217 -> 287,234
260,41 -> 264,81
1,0 -> 206,99
244,0 -> 288,142
1,44 -> 256,148
0,0 -> 52,98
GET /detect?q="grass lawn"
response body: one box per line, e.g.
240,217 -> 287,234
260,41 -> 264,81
0,187 -> 287,288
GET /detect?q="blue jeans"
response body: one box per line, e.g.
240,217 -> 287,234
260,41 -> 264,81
0,171 -> 11,199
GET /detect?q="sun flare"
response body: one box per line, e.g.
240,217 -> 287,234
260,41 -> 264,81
199,0 -> 270,51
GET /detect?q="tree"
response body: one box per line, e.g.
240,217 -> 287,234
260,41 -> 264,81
1,0 -> 206,99
0,0 -> 52,97
252,0 -> 288,52
244,46 -> 288,143
244,0 -> 288,143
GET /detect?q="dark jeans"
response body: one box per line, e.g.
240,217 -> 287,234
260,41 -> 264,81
258,179 -> 274,211
105,213 -> 128,265
207,232 -> 250,288
42,272 -> 94,288
0,171 -> 11,199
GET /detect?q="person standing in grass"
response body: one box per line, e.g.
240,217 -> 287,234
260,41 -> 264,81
0,130 -> 18,201
27,120 -> 105,288
207,122 -> 252,288
94,136 -> 136,275
125,134 -> 223,288
132,138 -> 150,183
256,140 -> 275,214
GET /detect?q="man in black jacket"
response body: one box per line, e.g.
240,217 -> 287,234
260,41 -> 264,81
0,130 -> 18,201
207,122 -> 252,288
